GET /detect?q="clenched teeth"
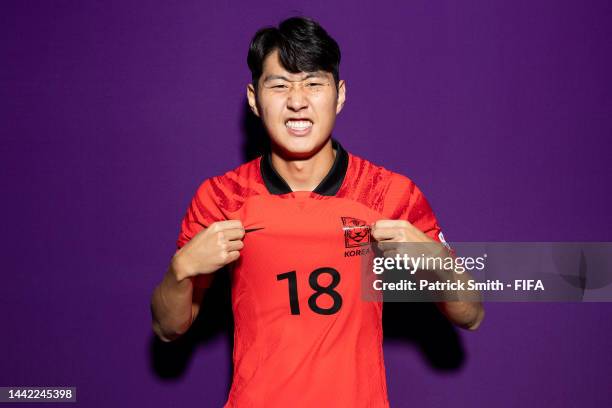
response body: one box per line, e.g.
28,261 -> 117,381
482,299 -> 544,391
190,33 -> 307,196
285,120 -> 313,130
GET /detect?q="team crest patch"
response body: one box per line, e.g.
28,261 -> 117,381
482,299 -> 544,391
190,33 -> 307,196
341,217 -> 371,248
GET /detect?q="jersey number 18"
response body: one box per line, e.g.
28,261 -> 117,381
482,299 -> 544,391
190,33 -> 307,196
276,268 -> 343,315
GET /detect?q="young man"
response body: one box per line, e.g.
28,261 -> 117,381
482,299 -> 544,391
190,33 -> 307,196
151,17 -> 484,407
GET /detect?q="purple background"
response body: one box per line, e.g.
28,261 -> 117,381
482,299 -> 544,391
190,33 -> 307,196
2,1 -> 611,407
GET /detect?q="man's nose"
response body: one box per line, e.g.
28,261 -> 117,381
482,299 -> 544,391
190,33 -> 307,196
286,85 -> 308,111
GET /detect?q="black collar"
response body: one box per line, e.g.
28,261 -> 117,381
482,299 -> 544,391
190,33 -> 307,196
260,139 -> 349,196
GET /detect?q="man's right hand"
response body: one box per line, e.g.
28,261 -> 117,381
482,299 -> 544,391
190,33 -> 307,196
172,220 -> 245,281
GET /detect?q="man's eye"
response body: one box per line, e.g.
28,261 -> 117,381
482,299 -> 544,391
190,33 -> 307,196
272,84 -> 287,89
306,82 -> 323,87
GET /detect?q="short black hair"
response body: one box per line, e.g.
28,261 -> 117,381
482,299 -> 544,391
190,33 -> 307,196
247,17 -> 341,91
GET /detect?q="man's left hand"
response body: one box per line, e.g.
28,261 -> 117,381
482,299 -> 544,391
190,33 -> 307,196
371,219 -> 433,243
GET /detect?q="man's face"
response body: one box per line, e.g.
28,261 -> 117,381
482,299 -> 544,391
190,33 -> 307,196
247,49 -> 346,159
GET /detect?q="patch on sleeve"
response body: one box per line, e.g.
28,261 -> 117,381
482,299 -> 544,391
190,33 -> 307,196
438,231 -> 451,250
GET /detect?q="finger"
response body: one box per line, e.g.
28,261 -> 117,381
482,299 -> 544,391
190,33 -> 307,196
371,227 -> 401,241
226,250 -> 240,263
225,240 -> 244,252
221,227 -> 246,241
212,220 -> 244,232
382,249 -> 400,259
373,219 -> 410,229
377,240 -> 402,252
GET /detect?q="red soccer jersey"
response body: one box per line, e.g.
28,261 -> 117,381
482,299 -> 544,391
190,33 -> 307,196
177,140 -> 443,407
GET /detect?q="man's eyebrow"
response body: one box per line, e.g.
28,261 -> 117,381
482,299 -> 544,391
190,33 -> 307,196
262,72 -> 327,82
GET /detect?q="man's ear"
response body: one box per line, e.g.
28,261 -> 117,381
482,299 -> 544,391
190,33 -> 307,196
247,83 -> 260,117
336,79 -> 346,114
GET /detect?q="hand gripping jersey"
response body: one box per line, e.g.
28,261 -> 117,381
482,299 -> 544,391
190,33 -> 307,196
177,140 -> 443,408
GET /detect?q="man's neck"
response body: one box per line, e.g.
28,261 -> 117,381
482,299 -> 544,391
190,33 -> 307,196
270,139 -> 336,192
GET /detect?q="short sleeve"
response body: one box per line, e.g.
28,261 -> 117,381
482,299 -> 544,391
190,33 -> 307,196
176,177 -> 227,251
385,174 -> 446,244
